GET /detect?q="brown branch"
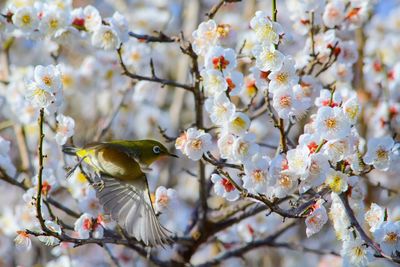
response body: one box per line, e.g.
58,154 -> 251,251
128,31 -> 179,43
206,0 -> 242,19
36,108 -> 47,231
194,221 -> 298,267
116,46 -> 193,92
203,152 -> 243,171
339,193 -> 400,264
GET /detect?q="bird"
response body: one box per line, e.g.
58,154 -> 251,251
62,139 -> 178,247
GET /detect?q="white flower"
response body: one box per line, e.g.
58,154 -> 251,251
272,87 -> 301,119
268,57 -> 299,93
38,221 -> 61,246
338,41 -> 359,64
226,112 -> 251,136
121,41 -> 151,73
0,137 -> 16,177
179,128 -> 212,161
25,82 -> 56,108
225,71 -> 244,96
34,65 -> 62,92
192,20 -> 219,55
323,138 -> 351,163
287,146 -> 310,177
217,132 -> 236,160
325,169 -> 348,194
341,238 -> 374,267
242,154 -> 270,194
250,66 -> 269,91
363,136 -> 394,171
154,186 -> 177,213
205,46 -> 237,74
55,114 -> 75,145
300,152 -> 329,193
0,155 -> 16,178
109,12 -> 129,43
272,170 -> 297,198
232,133 -> 259,164
269,155 -> 297,198
365,203 -> 385,233
53,26 -> 80,45
211,173 -> 240,201
343,97 -> 361,124
315,107 -> 351,140
83,5 -> 102,32
39,9 -> 70,36
253,44 -> 284,72
305,203 -> 328,237
91,25 -> 121,51
373,221 -> 400,256
315,89 -> 342,108
74,213 -> 103,239
78,188 -> 102,216
12,7 -> 39,33
240,77 -> 258,104
322,1 -> 345,28
250,11 -> 283,45
205,93 -> 236,125
201,69 -> 228,97
32,168 -> 57,196
14,231 -> 32,251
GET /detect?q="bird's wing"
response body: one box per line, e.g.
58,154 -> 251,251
94,175 -> 172,247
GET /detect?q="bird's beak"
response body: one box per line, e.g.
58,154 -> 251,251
168,153 -> 179,158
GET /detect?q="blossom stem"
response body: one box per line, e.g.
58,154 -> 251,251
36,108 -> 47,231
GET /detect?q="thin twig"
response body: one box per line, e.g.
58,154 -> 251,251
128,31 -> 179,43
117,46 -> 193,92
206,0 -> 242,19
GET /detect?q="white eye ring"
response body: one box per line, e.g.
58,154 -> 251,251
153,146 -> 161,154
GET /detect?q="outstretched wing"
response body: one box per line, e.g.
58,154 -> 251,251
94,175 -> 172,247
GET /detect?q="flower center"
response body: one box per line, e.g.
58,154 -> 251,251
22,14 -> 31,25
42,76 -> 52,86
278,174 -> 292,188
238,142 -> 249,155
384,232 -> 398,244
231,116 -> 246,130
217,24 -> 230,37
49,19 -> 59,29
191,139 -> 203,150
324,117 -> 337,129
103,31 -> 114,42
376,148 -> 388,160
131,52 -> 141,61
252,170 -> 264,183
329,175 -> 342,193
221,178 -> 235,192
276,72 -> 288,84
352,246 -> 364,258
212,56 -> 230,70
279,95 -> 292,108
83,218 -> 93,231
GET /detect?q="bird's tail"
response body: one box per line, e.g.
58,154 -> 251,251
62,145 -> 79,156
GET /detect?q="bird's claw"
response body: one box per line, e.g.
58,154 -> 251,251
93,180 -> 105,192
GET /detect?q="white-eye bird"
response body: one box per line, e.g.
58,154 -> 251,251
63,140 -> 178,247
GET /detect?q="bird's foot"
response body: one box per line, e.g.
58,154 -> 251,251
93,180 -> 105,192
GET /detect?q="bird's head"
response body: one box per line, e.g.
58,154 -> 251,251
138,139 -> 178,164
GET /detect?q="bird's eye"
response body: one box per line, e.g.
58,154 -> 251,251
153,146 -> 161,154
